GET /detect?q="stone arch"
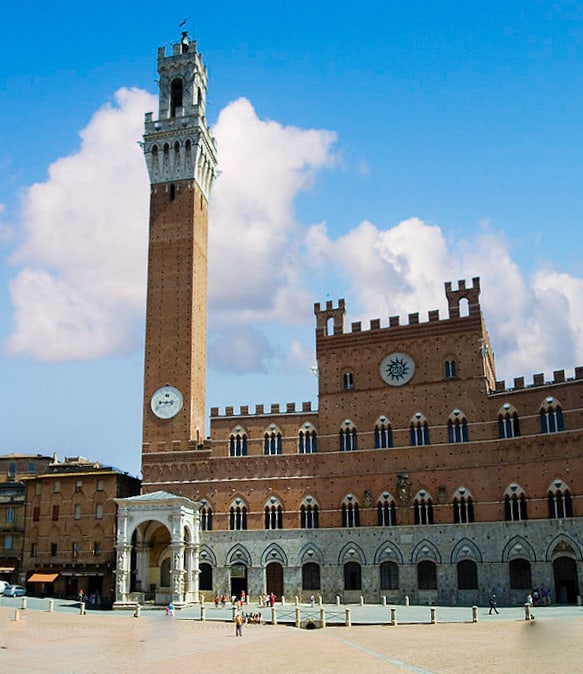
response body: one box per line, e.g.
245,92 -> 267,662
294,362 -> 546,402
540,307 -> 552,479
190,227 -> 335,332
502,535 -> 536,562
226,543 -> 252,567
298,543 -> 324,565
337,542 -> 366,565
261,543 -> 288,567
373,541 -> 404,565
545,534 -> 582,562
411,539 -> 441,564
199,544 -> 217,566
451,538 -> 483,564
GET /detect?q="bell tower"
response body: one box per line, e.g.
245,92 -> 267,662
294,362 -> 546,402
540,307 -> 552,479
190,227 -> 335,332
141,33 -> 217,464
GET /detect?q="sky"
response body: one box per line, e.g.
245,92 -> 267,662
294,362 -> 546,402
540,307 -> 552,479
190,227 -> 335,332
1,1 -> 583,476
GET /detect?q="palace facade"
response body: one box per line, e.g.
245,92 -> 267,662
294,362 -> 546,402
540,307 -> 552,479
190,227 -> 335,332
114,34 -> 582,608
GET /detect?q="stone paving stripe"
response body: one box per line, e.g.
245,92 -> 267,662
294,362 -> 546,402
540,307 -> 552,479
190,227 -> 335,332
332,636 -> 436,673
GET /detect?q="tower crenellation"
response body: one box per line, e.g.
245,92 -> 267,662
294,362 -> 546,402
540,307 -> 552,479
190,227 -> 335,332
143,34 -> 217,197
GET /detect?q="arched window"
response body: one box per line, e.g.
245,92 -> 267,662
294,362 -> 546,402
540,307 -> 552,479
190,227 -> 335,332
341,495 -> 360,527
452,488 -> 474,523
457,560 -> 478,590
229,431 -> 248,457
509,558 -> 532,589
414,491 -> 434,525
199,563 -> 213,591
170,78 -> 183,117
339,420 -> 358,451
377,493 -> 396,526
229,501 -> 248,531
448,410 -> 469,443
264,427 -> 282,455
540,397 -> 564,433
264,498 -> 283,530
410,413 -> 430,446
299,424 -> 317,454
344,561 -> 362,590
498,404 -> 520,438
380,561 -> 399,590
444,359 -> 457,379
374,417 -> 393,448
300,497 -> 319,529
547,480 -> 573,518
417,560 -> 437,590
302,562 -> 321,590
504,484 -> 527,521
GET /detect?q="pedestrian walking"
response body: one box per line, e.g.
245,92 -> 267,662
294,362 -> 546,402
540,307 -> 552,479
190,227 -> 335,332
488,594 -> 499,614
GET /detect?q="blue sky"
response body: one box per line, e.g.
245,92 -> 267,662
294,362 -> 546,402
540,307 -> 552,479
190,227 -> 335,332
1,1 -> 583,475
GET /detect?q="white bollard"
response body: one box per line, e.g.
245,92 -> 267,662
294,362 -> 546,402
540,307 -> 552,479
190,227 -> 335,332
390,607 -> 397,626
345,608 -> 351,627
336,595 -> 341,606
133,604 -> 141,618
320,607 -> 326,628
47,599 -> 54,613
360,595 -> 364,606
430,607 -> 436,624
405,595 -> 410,606
472,605 -> 478,623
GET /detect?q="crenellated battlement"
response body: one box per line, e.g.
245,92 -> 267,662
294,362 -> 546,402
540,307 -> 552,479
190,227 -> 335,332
445,276 -> 481,318
314,278 -> 482,339
491,366 -> 583,394
210,401 -> 314,419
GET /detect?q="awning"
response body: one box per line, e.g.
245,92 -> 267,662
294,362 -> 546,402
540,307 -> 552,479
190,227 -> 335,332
28,573 -> 59,583
0,567 -> 15,573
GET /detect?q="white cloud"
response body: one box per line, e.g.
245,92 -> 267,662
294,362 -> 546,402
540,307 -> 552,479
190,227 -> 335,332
6,88 -> 583,386
208,98 -> 338,326
304,217 -> 583,384
7,88 -> 154,360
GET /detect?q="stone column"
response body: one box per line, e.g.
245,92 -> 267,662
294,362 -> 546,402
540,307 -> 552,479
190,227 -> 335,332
114,545 -> 132,605
170,545 -> 185,605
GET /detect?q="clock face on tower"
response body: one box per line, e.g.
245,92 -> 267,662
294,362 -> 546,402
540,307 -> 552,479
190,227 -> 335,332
379,352 -> 415,387
150,385 -> 184,419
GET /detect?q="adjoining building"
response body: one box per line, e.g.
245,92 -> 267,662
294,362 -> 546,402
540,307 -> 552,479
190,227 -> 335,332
21,456 -> 140,604
0,453 -> 54,585
115,34 -> 582,608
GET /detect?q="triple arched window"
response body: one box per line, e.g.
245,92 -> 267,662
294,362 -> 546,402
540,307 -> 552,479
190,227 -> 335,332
264,426 -> 282,455
410,414 -> 430,446
540,397 -> 564,433
341,495 -> 360,527
374,417 -> 393,448
264,497 -> 283,529
377,493 -> 396,526
504,484 -> 527,521
229,500 -> 248,530
414,490 -> 434,524
452,487 -> 474,523
299,424 -> 317,454
448,410 -> 468,443
229,431 -> 248,457
339,421 -> 358,451
300,496 -> 319,528
547,480 -> 573,518
498,404 -> 520,438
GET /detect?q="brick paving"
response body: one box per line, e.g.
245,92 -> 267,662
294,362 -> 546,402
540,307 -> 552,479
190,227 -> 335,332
0,604 -> 581,673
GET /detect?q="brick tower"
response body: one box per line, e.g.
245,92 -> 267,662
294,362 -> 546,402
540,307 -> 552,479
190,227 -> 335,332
141,34 -> 217,469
